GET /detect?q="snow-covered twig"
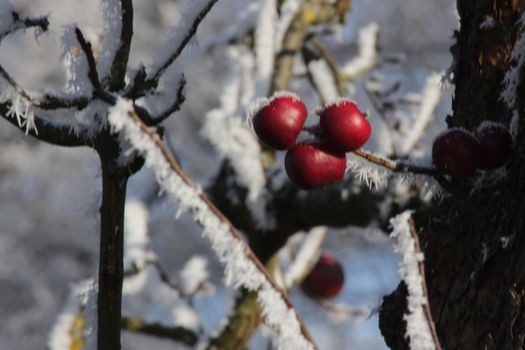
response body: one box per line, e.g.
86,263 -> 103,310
254,0 -> 277,95
401,72 -> 443,154
108,99 -> 319,350
284,227 -> 327,289
353,149 -> 439,176
389,211 -> 442,350
341,22 -> 379,80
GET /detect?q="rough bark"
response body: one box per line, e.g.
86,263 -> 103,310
379,1 -> 525,349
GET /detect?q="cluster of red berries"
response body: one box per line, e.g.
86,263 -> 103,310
301,253 -> 345,299
432,122 -> 513,177
253,93 -> 371,189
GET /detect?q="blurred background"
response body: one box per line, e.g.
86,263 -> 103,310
0,0 -> 457,349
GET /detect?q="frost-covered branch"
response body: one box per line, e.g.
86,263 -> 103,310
0,101 -> 92,146
150,75 -> 187,126
108,100 -> 319,350
0,11 -> 49,42
121,316 -> 198,346
353,149 -> 439,176
400,72 -> 443,154
146,0 -> 219,90
341,22 -> 380,80
390,211 -> 442,350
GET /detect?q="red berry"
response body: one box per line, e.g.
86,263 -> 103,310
432,128 -> 481,177
474,122 -> 513,170
319,100 -> 371,152
301,254 -> 345,299
284,143 -> 346,189
253,94 -> 308,150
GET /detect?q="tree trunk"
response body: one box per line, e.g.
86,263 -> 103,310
380,1 -> 525,349
97,159 -> 128,350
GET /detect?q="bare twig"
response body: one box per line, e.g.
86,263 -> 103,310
151,75 -> 187,125
352,148 -> 439,176
407,218 -> 442,350
108,0 -> 134,91
145,0 -> 219,91
74,28 -> 115,104
122,316 -> 198,346
126,109 -> 319,350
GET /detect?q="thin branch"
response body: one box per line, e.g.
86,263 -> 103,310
352,148 -> 439,176
125,108 -> 319,350
151,75 -> 187,125
108,0 -> 133,91
0,101 -> 92,147
74,27 -> 115,104
145,0 -> 219,90
407,218 -> 443,350
0,12 -> 49,41
122,316 -> 198,346
364,84 -> 398,156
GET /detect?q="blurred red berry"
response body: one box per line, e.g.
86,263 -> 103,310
475,122 -> 513,170
432,128 -> 481,177
302,254 -> 345,299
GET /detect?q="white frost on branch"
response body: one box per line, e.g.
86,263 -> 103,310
124,199 -> 155,272
309,59 -> 340,102
201,47 -> 272,229
254,0 -> 277,95
389,211 -> 435,350
501,13 -> 525,139
400,72 -> 443,154
108,98 -> 315,350
276,0 -> 302,48
98,0 -> 123,80
346,152 -> 390,190
5,94 -> 37,135
284,227 -> 327,289
180,255 -> 209,295
48,279 -> 93,350
341,22 -> 379,78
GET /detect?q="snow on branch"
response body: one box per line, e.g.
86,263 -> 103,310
283,227 -> 327,289
341,22 -> 379,79
98,0 -> 123,82
201,48 -> 266,203
389,211 -> 442,350
400,72 -> 443,154
254,0 -> 277,95
48,279 -> 97,350
501,13 -> 525,139
108,98 -> 319,350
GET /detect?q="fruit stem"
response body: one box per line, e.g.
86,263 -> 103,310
353,148 -> 440,176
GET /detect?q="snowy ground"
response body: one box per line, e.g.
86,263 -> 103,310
0,0 -> 457,349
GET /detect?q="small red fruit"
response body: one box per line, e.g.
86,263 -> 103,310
301,254 -> 345,299
285,143 -> 346,189
432,128 -> 481,177
319,100 -> 371,152
474,122 -> 513,170
253,94 -> 308,150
